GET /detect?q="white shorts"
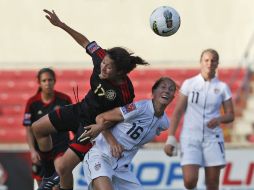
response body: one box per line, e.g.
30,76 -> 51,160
83,148 -> 143,190
180,137 -> 226,167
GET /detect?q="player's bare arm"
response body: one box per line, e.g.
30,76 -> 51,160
96,107 -> 124,123
102,130 -> 124,158
43,9 -> 90,48
164,93 -> 187,157
78,122 -> 114,141
78,107 -> 123,141
207,98 -> 235,128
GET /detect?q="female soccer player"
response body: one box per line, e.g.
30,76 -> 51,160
164,49 -> 234,190
32,9 -> 149,190
80,77 -> 176,190
23,68 -> 72,189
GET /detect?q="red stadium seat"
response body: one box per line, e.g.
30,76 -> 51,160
0,68 -> 247,144
0,105 -> 24,115
0,128 -> 26,143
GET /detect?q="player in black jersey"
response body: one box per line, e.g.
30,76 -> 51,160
23,68 -> 72,190
32,10 -> 149,190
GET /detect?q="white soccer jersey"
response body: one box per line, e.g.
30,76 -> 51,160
180,74 -> 232,142
91,100 -> 169,169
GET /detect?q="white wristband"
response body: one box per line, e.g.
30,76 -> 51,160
166,135 -> 177,146
165,135 -> 178,156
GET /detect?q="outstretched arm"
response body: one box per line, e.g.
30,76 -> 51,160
43,9 -> 90,48
78,107 -> 123,141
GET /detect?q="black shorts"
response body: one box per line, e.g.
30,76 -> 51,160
49,103 -> 93,159
52,140 -> 69,157
49,103 -> 83,133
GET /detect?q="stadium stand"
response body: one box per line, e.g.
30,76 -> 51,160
0,68 -> 251,144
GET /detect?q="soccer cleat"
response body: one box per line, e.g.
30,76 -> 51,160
37,172 -> 60,190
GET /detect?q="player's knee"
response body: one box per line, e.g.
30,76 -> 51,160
184,178 -> 198,190
205,180 -> 219,190
55,159 -> 71,177
55,162 -> 65,177
205,174 -> 219,190
184,183 -> 197,190
32,116 -> 54,138
31,120 -> 42,138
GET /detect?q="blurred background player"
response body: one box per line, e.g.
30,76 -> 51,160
23,68 -> 72,190
164,49 -> 235,190
81,77 -> 176,190
32,9 -> 149,190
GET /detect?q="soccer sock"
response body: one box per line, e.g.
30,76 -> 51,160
39,150 -> 55,177
59,188 -> 73,190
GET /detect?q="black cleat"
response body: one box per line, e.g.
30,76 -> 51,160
37,172 -> 60,190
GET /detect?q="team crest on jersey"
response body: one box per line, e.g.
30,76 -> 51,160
94,162 -> 101,171
121,103 -> 136,114
37,110 -> 43,115
214,88 -> 220,94
87,42 -> 100,54
105,89 -> 116,101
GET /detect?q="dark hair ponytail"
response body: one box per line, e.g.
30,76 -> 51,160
36,68 -> 56,93
106,47 -> 149,75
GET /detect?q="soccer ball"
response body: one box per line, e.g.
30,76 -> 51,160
150,6 -> 181,37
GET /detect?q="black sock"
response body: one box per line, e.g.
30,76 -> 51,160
39,150 -> 55,177
59,188 -> 73,190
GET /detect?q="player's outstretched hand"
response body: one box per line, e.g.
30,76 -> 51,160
78,124 -> 104,143
164,136 -> 178,157
110,141 -> 124,158
43,9 -> 64,27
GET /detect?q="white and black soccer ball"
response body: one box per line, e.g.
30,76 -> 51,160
150,6 -> 181,37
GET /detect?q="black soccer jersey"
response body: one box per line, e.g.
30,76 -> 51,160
80,41 -> 135,124
23,91 -> 72,149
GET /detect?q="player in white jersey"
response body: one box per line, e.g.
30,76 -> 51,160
164,49 -> 234,190
78,77 -> 176,190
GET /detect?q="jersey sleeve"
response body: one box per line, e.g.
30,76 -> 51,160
23,100 -> 33,127
222,83 -> 232,101
119,102 -> 139,121
86,41 -> 106,73
180,79 -> 190,96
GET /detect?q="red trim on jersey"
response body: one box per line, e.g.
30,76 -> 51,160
25,92 -> 41,112
120,79 -> 131,104
69,142 -> 93,153
55,91 -> 72,104
96,48 -> 106,60
55,107 -> 61,119
109,77 -> 131,104
41,91 -> 71,107
120,84 -> 127,103
54,152 -> 64,160
41,93 -> 56,107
